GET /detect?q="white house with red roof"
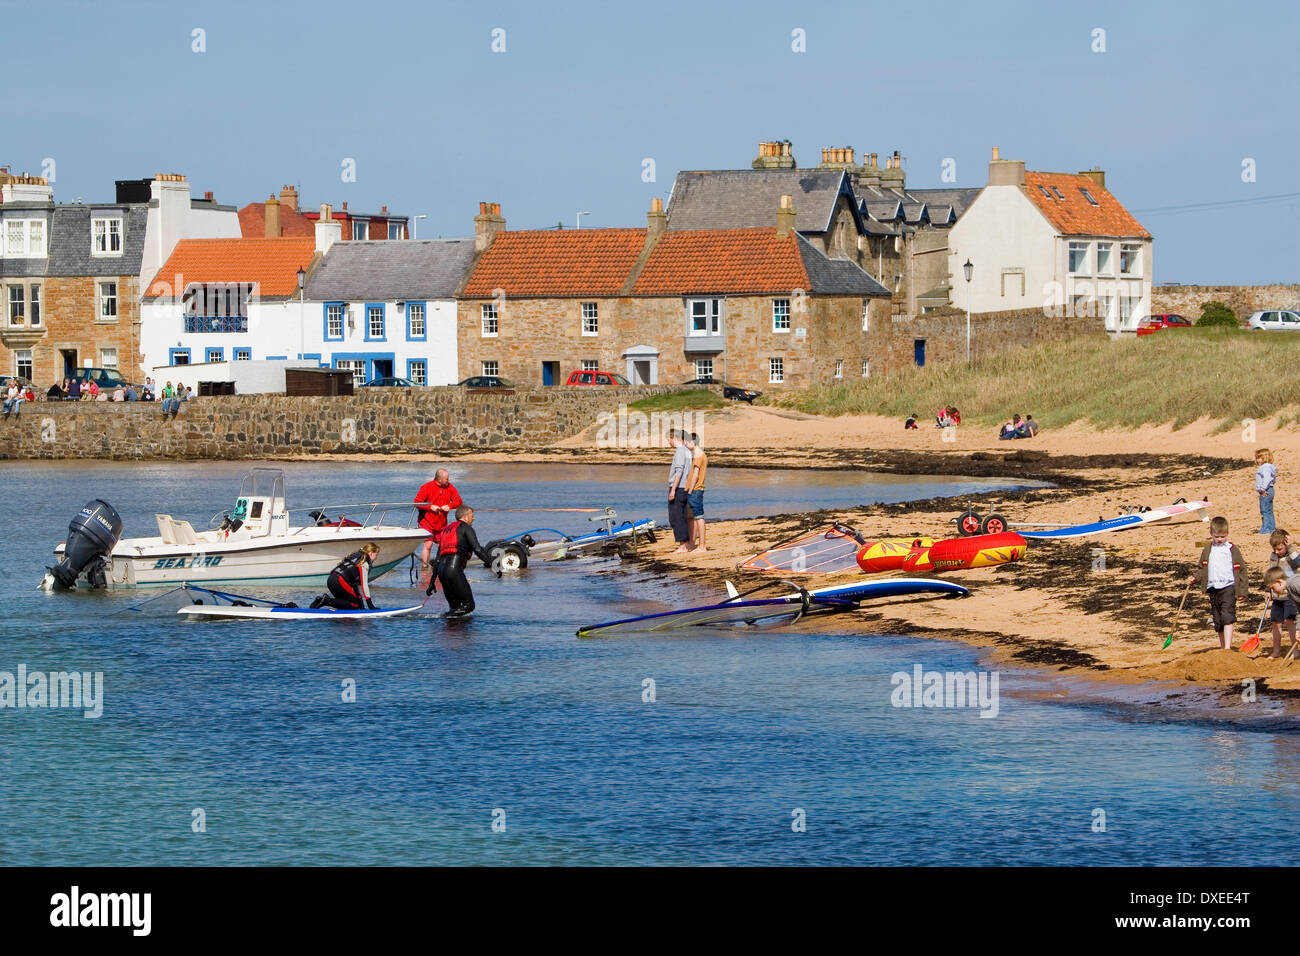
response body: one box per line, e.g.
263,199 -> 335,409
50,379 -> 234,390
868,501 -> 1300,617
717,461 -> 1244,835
948,149 -> 1152,332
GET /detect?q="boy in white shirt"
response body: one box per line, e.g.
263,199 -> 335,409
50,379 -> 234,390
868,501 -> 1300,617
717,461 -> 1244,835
1186,516 -> 1247,650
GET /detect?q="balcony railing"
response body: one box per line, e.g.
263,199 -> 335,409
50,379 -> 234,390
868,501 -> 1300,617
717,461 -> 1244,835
185,315 -> 249,333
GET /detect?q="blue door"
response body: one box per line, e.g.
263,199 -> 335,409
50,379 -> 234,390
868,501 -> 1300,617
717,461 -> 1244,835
542,363 -> 554,386
914,339 -> 926,367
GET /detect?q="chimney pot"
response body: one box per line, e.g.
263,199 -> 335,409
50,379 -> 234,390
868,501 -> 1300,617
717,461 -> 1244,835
651,197 -> 663,212
320,203 -> 332,220
204,190 -> 213,201
342,201 -> 348,211
992,146 -> 1000,160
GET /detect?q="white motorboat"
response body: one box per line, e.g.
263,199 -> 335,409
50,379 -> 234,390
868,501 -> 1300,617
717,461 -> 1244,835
42,468 -> 429,590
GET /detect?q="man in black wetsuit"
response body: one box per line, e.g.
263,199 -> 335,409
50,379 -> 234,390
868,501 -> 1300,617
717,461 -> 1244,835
311,542 -> 380,610
432,506 -> 500,617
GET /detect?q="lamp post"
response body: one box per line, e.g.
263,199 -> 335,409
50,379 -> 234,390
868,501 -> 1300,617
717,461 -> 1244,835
576,210 -> 590,229
297,266 -> 306,361
962,258 -> 973,364
413,214 -> 427,239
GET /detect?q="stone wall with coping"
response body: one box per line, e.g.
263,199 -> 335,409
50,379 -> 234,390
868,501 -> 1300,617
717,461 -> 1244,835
1151,284 -> 1300,320
0,385 -> 681,461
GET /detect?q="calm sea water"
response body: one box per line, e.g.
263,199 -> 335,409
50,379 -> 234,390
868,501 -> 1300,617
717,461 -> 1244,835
1,461 -> 1297,866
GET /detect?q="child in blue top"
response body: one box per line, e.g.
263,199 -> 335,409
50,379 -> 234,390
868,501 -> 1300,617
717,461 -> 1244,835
1256,448 -> 1277,534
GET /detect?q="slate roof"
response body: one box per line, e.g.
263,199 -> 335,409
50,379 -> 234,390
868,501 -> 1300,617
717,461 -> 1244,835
904,187 -> 982,219
305,239 -> 477,301
460,229 -> 648,298
795,234 -> 891,297
1022,172 -> 1150,238
666,169 -> 863,235
144,238 -> 317,298
0,202 -> 148,278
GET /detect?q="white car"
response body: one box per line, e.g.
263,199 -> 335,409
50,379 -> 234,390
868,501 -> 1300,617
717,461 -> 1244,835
1247,309 -> 1300,330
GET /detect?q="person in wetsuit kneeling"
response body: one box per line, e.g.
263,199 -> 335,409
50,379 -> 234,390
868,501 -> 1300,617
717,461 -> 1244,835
312,542 -> 381,610
433,506 -> 499,617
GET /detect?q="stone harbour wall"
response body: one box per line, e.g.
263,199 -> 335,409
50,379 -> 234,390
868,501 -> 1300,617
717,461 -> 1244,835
1151,284 -> 1300,321
0,386 -> 682,460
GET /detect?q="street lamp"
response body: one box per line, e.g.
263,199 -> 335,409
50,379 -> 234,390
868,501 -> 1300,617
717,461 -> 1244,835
413,214 -> 427,239
576,210 -> 590,229
962,259 -> 973,364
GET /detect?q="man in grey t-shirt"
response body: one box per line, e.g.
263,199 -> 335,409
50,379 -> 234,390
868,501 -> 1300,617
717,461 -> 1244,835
667,430 -> 693,551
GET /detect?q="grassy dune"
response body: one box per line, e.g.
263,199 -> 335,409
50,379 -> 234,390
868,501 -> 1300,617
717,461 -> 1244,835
775,328 -> 1300,431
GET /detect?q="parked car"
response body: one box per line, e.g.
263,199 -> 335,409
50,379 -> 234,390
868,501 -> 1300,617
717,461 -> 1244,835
72,366 -> 133,390
1247,310 -> 1300,331
681,376 -> 762,404
455,375 -> 515,389
565,370 -> 632,386
1134,314 -> 1192,336
361,376 -> 419,387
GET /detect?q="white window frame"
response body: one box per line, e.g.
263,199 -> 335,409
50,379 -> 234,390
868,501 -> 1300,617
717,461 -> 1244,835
581,302 -> 598,336
581,359 -> 599,372
861,359 -> 870,378
687,298 -> 722,336
1096,242 -> 1113,276
1120,243 -> 1142,277
408,359 -> 427,385
387,221 -> 404,240
92,217 -> 123,255
481,303 -> 499,337
352,220 -> 368,241
15,348 -> 33,380
336,359 -> 366,386
408,303 -> 425,338
5,218 -> 46,257
234,348 -> 252,361
100,347 -> 118,369
8,285 -> 24,325
29,283 -> 41,326
695,358 -> 713,379
769,357 -> 784,384
98,280 -> 119,321
327,304 -> 344,338
834,359 -> 843,379
772,298 -> 791,332
862,300 -> 870,331
1068,241 -> 1090,276
367,305 -> 384,339
5,220 -> 24,255
482,360 -> 499,377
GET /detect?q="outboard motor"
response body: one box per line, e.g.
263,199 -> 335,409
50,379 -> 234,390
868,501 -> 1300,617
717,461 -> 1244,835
46,500 -> 123,590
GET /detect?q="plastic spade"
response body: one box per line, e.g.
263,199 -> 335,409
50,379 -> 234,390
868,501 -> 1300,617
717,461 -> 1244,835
1163,578 -> 1193,649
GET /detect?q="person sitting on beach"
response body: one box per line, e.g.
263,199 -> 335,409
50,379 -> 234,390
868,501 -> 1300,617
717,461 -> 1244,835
87,379 -> 100,401
999,415 -> 1022,440
904,413 -> 918,430
1022,414 -> 1039,438
1187,516 -> 1247,650
936,406 -> 956,428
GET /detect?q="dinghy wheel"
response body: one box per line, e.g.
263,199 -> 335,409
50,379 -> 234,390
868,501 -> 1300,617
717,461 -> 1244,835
980,513 -> 1007,535
488,541 -> 528,572
957,509 -> 983,536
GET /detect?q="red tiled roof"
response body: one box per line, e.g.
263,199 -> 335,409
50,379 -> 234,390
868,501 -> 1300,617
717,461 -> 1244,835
460,229 -> 648,297
632,228 -> 808,295
1023,172 -> 1150,239
146,238 -> 317,297
238,202 -> 316,239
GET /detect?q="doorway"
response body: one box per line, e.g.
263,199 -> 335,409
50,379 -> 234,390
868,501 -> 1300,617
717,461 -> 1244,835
914,339 -> 926,367
631,360 -> 652,385
541,361 -> 560,386
61,349 -> 78,379
372,358 -> 393,379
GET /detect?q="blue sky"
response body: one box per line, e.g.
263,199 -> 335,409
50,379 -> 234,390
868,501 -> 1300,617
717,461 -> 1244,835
5,0 -> 1296,283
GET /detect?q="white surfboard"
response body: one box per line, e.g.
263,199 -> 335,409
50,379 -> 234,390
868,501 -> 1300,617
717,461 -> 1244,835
178,603 -> 425,621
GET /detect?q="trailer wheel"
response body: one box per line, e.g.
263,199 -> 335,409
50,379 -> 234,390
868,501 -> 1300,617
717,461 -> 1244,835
486,541 -> 528,572
980,513 -> 1007,535
957,509 -> 982,536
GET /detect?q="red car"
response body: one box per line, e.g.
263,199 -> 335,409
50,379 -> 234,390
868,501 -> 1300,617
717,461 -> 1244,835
565,370 -> 632,385
1135,314 -> 1192,336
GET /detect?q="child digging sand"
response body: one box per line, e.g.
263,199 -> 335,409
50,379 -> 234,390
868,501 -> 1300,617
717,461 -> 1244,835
1186,516 -> 1247,650
1264,529 -> 1300,657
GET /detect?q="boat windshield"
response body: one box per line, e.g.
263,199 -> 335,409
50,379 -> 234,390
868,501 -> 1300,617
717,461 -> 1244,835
238,468 -> 287,505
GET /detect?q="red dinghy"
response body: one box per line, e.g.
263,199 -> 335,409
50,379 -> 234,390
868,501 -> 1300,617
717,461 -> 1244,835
902,532 -> 1028,573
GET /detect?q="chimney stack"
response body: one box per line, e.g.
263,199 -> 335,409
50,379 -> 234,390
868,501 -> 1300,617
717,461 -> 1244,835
646,196 -> 667,240
753,139 -> 797,169
988,147 -> 1026,186
475,201 -> 506,251
264,195 -> 281,238
278,185 -> 298,213
315,203 -> 342,254
776,194 -> 797,238
204,190 -> 214,202
1078,167 -> 1106,190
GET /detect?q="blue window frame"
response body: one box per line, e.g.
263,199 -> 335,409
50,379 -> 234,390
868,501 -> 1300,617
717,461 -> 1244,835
234,348 -> 251,361
406,358 -> 428,385
169,348 -> 191,365
363,302 -> 386,342
299,352 -> 321,363
406,301 -> 427,341
265,355 -> 288,361
323,302 -> 345,342
205,347 -> 224,363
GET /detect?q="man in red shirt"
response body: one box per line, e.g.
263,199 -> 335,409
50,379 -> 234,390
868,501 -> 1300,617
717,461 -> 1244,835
415,468 -> 463,580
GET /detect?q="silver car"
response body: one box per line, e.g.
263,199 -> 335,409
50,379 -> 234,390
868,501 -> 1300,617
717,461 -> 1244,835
1247,309 -> 1300,330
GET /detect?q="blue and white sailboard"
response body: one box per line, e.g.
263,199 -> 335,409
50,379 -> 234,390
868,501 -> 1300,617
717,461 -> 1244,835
1019,499 -> 1210,540
576,577 -> 968,637
175,585 -> 424,621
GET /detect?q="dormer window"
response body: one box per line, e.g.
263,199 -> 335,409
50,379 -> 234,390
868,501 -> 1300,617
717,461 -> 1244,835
1050,186 -> 1065,200
1037,185 -> 1051,199
4,218 -> 46,257
1079,188 -> 1099,206
92,217 -> 123,255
